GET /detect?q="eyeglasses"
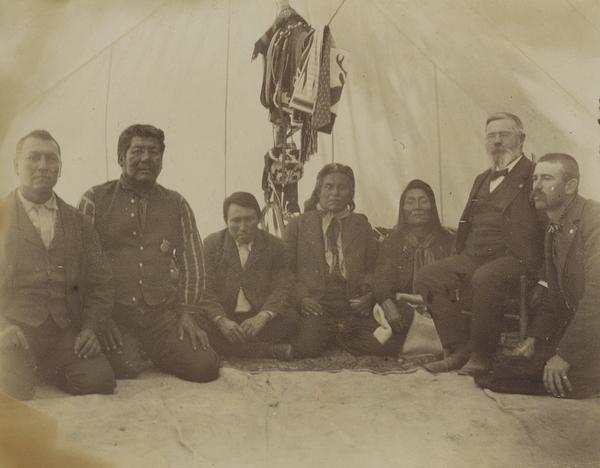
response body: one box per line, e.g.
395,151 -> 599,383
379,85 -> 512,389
486,131 -> 518,140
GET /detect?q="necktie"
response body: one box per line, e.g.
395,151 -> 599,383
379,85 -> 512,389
490,168 -> 509,181
326,217 -> 341,275
544,225 -> 560,291
547,223 -> 562,234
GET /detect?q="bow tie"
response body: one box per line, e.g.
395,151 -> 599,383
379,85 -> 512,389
490,168 -> 509,181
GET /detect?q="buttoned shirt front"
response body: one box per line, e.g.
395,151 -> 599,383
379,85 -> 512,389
234,241 -> 253,313
17,189 -> 58,248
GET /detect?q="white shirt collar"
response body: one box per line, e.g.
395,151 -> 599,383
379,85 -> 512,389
17,189 -> 58,212
494,153 -> 523,173
235,240 -> 253,251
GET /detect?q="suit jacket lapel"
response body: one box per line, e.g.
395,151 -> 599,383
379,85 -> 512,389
244,230 -> 265,271
0,191 -> 20,287
461,172 -> 489,221
557,196 -> 585,283
14,192 -> 45,248
305,211 -> 325,277
342,214 -> 361,252
223,231 -> 242,270
56,197 -> 81,285
497,156 -> 532,213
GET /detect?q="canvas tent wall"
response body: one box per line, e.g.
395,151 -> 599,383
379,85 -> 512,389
1,0 -> 599,238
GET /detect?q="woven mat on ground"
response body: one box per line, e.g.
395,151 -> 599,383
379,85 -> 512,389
225,312 -> 443,374
224,349 -> 439,374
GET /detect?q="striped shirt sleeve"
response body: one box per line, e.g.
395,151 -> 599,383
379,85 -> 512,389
178,196 -> 206,311
78,189 -> 97,224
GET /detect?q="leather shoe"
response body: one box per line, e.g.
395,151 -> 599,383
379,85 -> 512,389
458,353 -> 492,376
423,344 -> 470,374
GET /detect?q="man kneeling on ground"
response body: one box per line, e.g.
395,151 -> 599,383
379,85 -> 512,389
0,130 -> 115,399
477,153 -> 600,399
79,124 -> 219,383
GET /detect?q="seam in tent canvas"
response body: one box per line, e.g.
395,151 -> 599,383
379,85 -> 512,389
564,0 -> 600,37
434,64 -> 444,224
104,47 -> 113,182
14,0 -> 171,116
462,0 -> 594,119
224,0 -> 232,198
371,0 -> 488,119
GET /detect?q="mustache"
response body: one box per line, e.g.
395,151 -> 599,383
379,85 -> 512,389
530,190 -> 545,202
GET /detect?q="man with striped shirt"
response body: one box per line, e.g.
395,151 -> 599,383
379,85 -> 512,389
79,124 -> 220,383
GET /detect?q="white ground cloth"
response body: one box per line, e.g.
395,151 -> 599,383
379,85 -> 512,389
28,366 -> 600,468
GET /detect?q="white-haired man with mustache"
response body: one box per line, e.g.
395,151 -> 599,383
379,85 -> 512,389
415,113 -> 544,375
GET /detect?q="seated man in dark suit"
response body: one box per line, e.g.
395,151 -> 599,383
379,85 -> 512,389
201,192 -> 298,359
477,153 -> 600,398
414,113 -> 544,375
285,163 -> 393,358
0,130 -> 115,399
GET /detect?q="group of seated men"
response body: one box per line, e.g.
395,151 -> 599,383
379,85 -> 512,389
0,112 -> 598,401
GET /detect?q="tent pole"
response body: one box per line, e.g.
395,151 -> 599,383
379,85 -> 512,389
223,0 -> 232,197
103,47 -> 113,182
434,64 -> 444,224
331,130 -> 335,163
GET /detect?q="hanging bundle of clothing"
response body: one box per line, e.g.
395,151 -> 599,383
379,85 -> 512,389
253,8 -> 347,163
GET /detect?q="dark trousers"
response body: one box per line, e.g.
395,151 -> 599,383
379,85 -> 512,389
105,306 -> 220,383
200,309 -> 299,358
414,253 -> 527,356
475,340 -> 600,399
0,318 -> 115,400
291,312 -> 405,359
291,275 -> 404,358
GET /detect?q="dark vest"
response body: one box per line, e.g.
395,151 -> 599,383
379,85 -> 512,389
91,180 -> 182,308
7,203 -> 70,328
464,174 -> 512,257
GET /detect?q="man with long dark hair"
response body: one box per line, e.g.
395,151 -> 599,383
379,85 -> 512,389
284,163 -> 390,358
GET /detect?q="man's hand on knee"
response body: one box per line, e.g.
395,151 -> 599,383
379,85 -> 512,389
0,325 -> 29,350
99,319 -> 123,352
240,311 -> 271,338
216,317 -> 246,344
178,313 -> 210,351
74,328 -> 101,359
300,297 -> 323,316
349,292 -> 374,317
543,354 -> 572,398
512,336 -> 536,358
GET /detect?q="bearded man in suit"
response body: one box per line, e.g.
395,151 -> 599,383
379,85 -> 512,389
415,113 -> 544,374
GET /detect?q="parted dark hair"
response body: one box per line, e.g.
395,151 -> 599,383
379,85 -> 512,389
117,124 -> 165,164
223,192 -> 262,221
304,163 -> 356,212
16,129 -> 61,157
396,179 -> 441,229
537,153 -> 580,186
